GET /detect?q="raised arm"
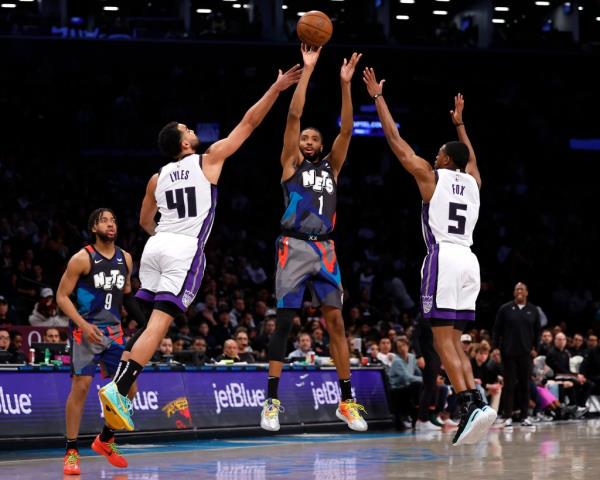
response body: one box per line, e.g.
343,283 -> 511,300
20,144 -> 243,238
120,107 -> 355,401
450,93 -> 481,187
202,64 -> 302,184
281,44 -> 321,181
362,67 -> 436,201
329,52 -> 362,177
139,173 -> 158,235
56,250 -> 104,344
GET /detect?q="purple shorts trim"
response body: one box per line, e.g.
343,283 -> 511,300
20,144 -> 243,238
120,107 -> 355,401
135,289 -> 155,303
155,292 -> 186,313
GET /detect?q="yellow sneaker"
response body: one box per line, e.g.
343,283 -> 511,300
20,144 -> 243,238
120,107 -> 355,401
336,399 -> 368,432
98,382 -> 134,431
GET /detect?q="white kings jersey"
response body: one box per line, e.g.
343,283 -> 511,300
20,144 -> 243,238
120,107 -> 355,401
154,154 -> 217,238
422,169 -> 480,249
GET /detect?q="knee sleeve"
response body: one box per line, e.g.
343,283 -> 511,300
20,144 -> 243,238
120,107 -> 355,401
267,308 -> 296,362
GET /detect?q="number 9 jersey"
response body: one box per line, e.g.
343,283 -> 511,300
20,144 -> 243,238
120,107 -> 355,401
420,169 -> 480,322
136,154 -> 217,312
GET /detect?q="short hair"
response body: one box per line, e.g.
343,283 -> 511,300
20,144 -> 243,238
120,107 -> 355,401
443,141 -> 469,170
158,121 -> 182,158
88,208 -> 116,236
475,345 -> 490,355
300,127 -> 323,142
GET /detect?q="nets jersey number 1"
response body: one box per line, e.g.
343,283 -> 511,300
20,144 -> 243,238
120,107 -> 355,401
165,187 -> 197,218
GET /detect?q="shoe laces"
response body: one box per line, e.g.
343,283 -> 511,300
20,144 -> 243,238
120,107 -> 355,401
123,396 -> 133,416
108,441 -> 122,455
265,399 -> 284,418
342,400 -> 367,419
65,451 -> 79,465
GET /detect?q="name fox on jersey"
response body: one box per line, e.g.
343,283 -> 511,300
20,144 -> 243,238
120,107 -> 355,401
93,270 -> 125,290
302,169 -> 334,194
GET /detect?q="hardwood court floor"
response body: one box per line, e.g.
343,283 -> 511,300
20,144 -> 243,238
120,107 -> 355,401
1,421 -> 599,479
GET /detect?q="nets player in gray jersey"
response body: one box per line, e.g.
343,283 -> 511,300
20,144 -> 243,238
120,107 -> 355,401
57,209 -> 147,475
363,68 -> 495,445
260,45 -> 367,432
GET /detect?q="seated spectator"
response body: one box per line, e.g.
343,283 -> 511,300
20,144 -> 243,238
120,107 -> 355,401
215,339 -> 243,363
173,337 -> 186,353
460,334 -> 472,354
388,337 -> 422,428
190,337 -> 208,357
213,308 -> 235,352
0,328 -> 9,351
252,317 -> 275,360
580,341 -> 600,396
546,332 -> 591,412
376,337 -> 397,367
538,329 -> 554,356
234,328 -> 256,363
471,344 -> 502,413
198,321 -> 218,356
8,330 -> 25,363
367,343 -> 383,365
29,288 -> 68,327
229,298 -> 245,328
569,333 -> 588,357
587,334 -> 598,352
288,332 -> 315,361
0,295 -> 18,326
44,327 -> 62,344
151,337 -> 173,362
312,327 -> 330,357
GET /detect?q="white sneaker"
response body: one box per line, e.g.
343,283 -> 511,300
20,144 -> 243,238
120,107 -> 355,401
504,418 -> 513,428
260,398 -> 283,431
336,399 -> 368,432
480,405 -> 498,431
520,418 -> 535,428
416,420 -> 442,431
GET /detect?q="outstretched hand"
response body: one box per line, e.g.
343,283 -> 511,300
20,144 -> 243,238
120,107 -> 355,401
450,93 -> 464,125
273,64 -> 303,92
301,43 -> 322,68
340,52 -> 363,83
362,67 -> 385,98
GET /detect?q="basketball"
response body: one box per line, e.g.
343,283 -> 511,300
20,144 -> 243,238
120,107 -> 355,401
296,11 -> 333,47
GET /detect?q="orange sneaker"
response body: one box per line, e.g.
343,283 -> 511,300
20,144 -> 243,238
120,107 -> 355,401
91,435 -> 128,468
336,399 -> 368,432
63,449 -> 80,475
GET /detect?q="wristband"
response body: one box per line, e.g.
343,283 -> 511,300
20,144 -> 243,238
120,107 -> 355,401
372,93 -> 383,100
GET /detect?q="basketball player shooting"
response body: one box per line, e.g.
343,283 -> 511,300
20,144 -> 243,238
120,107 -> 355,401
362,68 -> 496,445
260,45 -> 367,432
98,64 -> 302,432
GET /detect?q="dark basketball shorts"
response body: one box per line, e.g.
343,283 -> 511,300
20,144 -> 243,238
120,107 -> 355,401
275,236 -> 343,309
71,325 -> 125,377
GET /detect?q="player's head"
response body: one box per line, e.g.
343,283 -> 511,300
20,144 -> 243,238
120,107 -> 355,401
299,127 -> 324,163
88,208 -> 117,243
158,121 -> 199,159
434,141 -> 469,170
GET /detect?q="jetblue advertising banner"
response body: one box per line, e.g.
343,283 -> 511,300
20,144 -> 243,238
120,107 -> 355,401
0,369 -> 389,437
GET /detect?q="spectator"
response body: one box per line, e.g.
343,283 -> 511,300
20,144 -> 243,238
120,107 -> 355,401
215,339 -> 242,363
460,334 -> 472,354
213,309 -> 235,350
229,298 -> 245,328
580,341 -> 600,397
0,295 -> 18,326
44,327 -> 61,344
312,327 -> 330,357
173,338 -> 186,353
538,329 -> 554,357
545,332 -> 591,413
493,282 -> 540,426
0,328 -> 9,351
252,317 -> 275,360
8,331 -> 25,363
471,344 -> 503,413
377,337 -> 397,367
587,334 -> 598,352
234,328 -> 256,363
198,321 -> 218,356
288,333 -> 314,361
151,337 -> 173,362
368,343 -> 383,365
28,288 -> 68,327
388,337 -> 422,429
569,333 -> 588,357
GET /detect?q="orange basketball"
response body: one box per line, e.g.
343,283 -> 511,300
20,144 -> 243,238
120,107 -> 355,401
296,11 -> 333,47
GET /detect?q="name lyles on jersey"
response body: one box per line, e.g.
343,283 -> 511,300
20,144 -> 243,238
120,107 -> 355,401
169,169 -> 190,182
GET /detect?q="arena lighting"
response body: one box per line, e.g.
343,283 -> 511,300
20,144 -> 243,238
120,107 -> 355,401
1,3 -> 17,7
492,18 -> 506,23
433,10 -> 448,15
233,3 -> 241,7
494,6 -> 510,12
103,6 -> 119,11
435,0 -> 451,2
535,1 -> 550,6
282,5 -> 288,9
19,0 -> 35,2
596,17 -> 600,21
196,8 -> 212,13
400,0 -> 415,4
578,6 -> 583,10
396,15 -> 410,20
297,11 -> 306,16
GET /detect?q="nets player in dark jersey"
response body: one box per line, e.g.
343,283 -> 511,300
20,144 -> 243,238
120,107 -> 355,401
260,45 -> 367,432
57,209 -> 146,475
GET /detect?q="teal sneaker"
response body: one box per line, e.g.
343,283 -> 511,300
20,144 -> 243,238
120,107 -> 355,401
99,382 -> 134,431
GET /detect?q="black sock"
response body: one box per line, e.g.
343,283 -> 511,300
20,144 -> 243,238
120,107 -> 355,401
268,376 -> 280,400
99,425 -> 114,442
113,360 -> 127,382
66,438 -> 78,453
339,378 -> 353,402
114,359 -> 143,396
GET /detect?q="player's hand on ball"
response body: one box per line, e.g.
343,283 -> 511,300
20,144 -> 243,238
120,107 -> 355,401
274,64 -> 303,92
301,43 -> 322,68
340,52 -> 363,84
450,93 -> 465,125
82,322 -> 104,344
362,67 -> 385,98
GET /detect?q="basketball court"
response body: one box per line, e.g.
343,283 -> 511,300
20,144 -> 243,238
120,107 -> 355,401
2,421 -> 599,479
